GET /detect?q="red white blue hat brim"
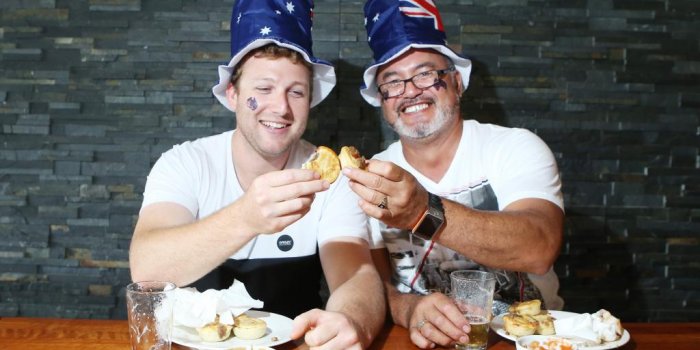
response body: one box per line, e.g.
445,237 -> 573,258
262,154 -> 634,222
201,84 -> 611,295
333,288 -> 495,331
212,38 -> 336,111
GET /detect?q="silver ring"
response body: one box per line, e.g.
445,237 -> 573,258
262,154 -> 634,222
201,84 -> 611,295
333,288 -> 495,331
415,319 -> 426,330
378,196 -> 388,209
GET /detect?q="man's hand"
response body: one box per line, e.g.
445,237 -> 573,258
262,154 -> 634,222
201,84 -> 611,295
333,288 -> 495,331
291,308 -> 364,350
407,293 -> 470,349
343,159 -> 428,230
239,169 -> 329,235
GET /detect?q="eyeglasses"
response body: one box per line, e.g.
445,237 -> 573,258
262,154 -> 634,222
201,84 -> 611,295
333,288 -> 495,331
377,67 -> 456,99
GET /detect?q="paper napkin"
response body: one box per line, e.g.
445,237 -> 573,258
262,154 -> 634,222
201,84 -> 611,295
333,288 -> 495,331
553,309 -> 622,345
171,279 -> 264,328
553,313 -> 601,344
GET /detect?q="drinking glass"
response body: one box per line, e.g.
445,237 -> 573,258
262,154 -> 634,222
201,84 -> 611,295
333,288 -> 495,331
450,270 -> 496,350
126,281 -> 176,350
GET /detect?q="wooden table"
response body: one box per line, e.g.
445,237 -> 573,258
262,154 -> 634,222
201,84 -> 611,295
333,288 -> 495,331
1,317 -> 699,349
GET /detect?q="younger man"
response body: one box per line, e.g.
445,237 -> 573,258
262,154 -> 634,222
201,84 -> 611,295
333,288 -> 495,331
129,1 -> 384,348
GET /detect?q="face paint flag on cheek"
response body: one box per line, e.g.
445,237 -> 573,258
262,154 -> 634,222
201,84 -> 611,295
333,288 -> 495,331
246,97 -> 258,111
434,79 -> 448,91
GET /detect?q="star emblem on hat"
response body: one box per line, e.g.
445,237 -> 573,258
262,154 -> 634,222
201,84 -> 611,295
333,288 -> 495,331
215,0 -> 336,111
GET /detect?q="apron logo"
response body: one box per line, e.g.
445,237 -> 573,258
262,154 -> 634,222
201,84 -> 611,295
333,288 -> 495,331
277,235 -> 294,252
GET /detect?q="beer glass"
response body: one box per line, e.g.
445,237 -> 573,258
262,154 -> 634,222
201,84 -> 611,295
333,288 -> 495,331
450,270 -> 496,350
126,281 -> 176,350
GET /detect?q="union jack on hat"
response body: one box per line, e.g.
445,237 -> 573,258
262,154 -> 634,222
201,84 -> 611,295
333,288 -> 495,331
212,0 -> 336,111
360,0 -> 472,106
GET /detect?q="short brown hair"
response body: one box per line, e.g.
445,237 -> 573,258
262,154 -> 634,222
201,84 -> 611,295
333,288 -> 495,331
230,44 -> 314,98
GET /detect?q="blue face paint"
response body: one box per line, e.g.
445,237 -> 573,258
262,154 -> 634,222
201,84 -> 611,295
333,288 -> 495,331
433,79 -> 448,91
246,97 -> 258,110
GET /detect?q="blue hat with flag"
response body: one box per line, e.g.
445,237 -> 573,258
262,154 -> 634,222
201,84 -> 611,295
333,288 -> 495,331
360,0 -> 472,106
212,0 -> 336,110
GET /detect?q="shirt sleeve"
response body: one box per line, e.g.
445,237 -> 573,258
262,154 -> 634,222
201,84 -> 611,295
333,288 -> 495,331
316,175 -> 371,245
368,217 -> 386,249
141,144 -> 200,216
486,129 -> 564,211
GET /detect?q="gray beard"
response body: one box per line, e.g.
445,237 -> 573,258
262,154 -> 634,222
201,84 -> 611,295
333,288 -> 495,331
390,102 -> 458,140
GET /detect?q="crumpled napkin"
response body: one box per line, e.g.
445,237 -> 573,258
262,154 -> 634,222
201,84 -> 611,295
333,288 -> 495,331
553,309 -> 622,345
171,279 -> 264,328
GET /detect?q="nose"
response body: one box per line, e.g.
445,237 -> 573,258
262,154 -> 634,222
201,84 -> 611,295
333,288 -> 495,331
402,79 -> 423,98
269,91 -> 291,116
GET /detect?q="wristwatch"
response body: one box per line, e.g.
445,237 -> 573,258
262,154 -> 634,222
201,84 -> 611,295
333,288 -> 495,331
411,192 -> 445,241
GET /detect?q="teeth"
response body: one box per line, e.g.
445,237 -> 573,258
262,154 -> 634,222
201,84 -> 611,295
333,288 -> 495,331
261,121 -> 287,129
403,104 -> 428,113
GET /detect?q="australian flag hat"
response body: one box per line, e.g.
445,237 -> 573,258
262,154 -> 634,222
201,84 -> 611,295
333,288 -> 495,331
212,0 -> 336,111
360,0 -> 472,106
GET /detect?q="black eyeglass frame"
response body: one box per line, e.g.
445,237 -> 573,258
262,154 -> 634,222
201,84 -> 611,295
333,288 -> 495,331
377,66 -> 456,99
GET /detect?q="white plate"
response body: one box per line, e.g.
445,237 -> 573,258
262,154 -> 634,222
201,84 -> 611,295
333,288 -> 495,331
172,310 -> 293,350
490,310 -> 631,350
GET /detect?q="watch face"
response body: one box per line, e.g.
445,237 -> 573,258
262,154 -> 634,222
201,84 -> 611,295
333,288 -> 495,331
415,212 -> 444,240
413,193 -> 445,240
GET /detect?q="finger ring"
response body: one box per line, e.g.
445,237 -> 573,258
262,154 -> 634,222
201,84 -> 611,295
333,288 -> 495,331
377,196 -> 388,209
415,319 -> 426,330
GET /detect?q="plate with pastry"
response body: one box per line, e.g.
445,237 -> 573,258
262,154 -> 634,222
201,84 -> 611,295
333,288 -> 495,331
172,310 -> 293,349
490,300 -> 630,350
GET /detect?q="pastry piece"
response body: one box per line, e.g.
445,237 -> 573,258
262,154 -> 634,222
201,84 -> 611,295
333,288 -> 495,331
530,311 -> 552,322
509,299 -> 542,316
532,313 -> 555,335
505,299 -> 568,337
503,314 -> 537,337
338,146 -> 367,170
234,314 -> 268,340
302,146 -> 341,183
196,315 -> 233,342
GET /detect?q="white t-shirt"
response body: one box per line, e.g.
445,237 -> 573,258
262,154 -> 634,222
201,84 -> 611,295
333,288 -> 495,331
370,120 -> 565,310
142,130 -> 370,258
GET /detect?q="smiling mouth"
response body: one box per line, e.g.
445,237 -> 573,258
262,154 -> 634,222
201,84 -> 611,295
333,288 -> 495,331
402,103 -> 429,114
260,120 -> 290,129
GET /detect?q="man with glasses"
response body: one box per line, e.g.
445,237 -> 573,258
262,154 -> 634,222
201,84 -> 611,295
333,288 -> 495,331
342,1 -> 565,348
377,67 -> 456,100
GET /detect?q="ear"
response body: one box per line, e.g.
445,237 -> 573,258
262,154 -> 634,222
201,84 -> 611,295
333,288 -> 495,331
375,90 -> 384,103
225,82 -> 238,111
453,70 -> 464,96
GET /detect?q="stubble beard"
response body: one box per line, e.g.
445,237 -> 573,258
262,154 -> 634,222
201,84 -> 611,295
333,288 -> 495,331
238,120 -> 304,160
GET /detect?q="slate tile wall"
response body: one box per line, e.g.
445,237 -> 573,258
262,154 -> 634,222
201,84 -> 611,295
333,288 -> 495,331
1,0 -> 698,321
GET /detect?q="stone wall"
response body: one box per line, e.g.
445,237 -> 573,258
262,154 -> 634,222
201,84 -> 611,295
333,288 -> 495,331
1,0 -> 698,321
